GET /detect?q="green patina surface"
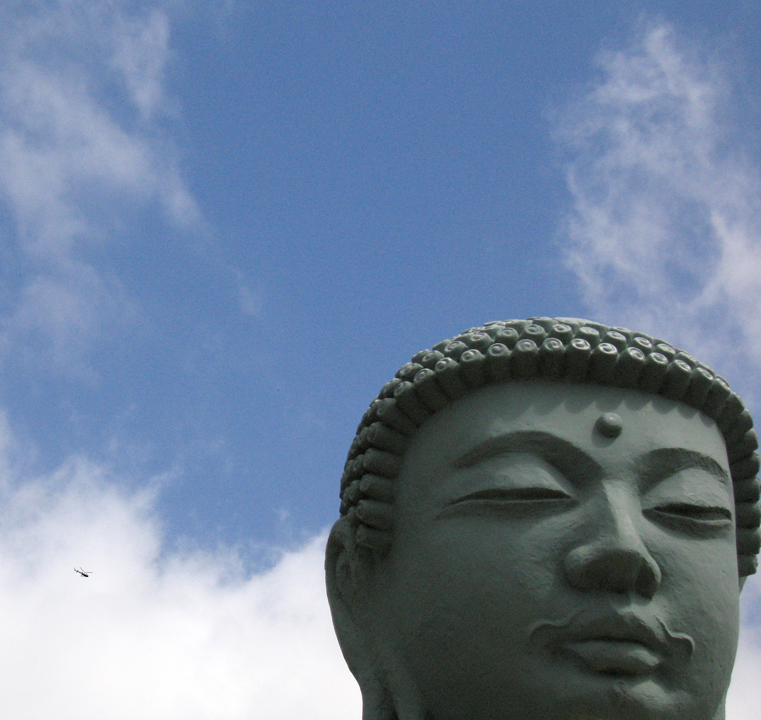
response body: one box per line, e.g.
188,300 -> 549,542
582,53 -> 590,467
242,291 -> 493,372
327,318 -> 760,720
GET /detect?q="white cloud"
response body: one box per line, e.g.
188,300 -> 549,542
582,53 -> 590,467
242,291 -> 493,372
0,433 -> 360,719
0,1 -> 202,375
553,22 -> 761,382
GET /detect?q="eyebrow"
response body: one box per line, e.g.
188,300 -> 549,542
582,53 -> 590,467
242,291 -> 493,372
453,432 -> 730,491
453,430 -> 603,482
637,448 -> 730,490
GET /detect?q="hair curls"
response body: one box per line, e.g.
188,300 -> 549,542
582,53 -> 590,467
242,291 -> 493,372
337,318 -> 761,577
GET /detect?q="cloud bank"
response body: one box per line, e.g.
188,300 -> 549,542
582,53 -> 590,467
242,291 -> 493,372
554,22 -> 761,385
0,432 -> 359,719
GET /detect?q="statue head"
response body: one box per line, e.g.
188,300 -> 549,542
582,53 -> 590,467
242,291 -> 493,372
325,318 -> 760,720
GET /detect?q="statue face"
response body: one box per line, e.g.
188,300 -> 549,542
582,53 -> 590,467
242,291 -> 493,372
372,381 -> 739,720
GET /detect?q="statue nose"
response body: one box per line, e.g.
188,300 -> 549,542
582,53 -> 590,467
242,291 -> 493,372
563,490 -> 662,599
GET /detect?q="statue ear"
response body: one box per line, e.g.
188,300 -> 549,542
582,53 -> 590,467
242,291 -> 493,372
326,519 -> 396,720
327,516 -> 379,599
326,519 -> 428,720
325,518 -> 376,673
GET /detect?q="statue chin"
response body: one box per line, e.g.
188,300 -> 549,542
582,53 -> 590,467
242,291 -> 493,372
327,318 -> 759,720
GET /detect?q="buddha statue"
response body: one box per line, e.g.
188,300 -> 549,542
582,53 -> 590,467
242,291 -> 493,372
325,318 -> 760,720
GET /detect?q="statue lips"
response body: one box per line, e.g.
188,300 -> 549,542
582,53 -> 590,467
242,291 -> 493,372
529,611 -> 696,677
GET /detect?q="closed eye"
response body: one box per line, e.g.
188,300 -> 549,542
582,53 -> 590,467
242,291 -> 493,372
450,487 -> 573,504
651,503 -> 732,522
644,503 -> 733,536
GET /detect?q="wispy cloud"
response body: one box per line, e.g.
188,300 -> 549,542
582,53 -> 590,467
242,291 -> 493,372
0,427 -> 359,719
111,9 -> 173,122
233,268 -> 265,318
553,22 -> 761,386
0,1 -> 202,376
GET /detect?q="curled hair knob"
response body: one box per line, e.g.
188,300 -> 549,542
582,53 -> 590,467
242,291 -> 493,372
343,480 -> 363,506
611,326 -> 633,340
538,337 -> 565,378
375,398 -> 417,437
736,503 -> 761,529
443,340 -> 468,361
359,399 -> 383,434
413,368 -> 450,412
396,362 -> 424,382
661,359 -> 692,401
727,430 -> 759,463
639,352 -> 669,393
730,454 -> 760,482
703,377 -> 731,420
367,422 -> 409,455
356,499 -> 395,531
549,323 -> 574,343
360,474 -> 395,503
458,331 -> 492,351
683,366 -> 714,408
503,319 -> 528,334
589,342 -> 618,384
460,348 -> 486,388
362,447 -> 403,478
602,330 -> 628,352
527,317 -> 557,332
511,339 -> 539,379
565,338 -> 592,382
485,343 -> 511,382
717,392 -> 745,434
394,381 -> 432,426
613,347 -> 646,387
412,349 -> 444,370
725,409 -> 754,445
632,336 -> 653,352
434,357 -> 468,399
494,327 -> 520,349
733,474 -> 761,503
379,376 -> 404,399
576,326 -> 601,348
522,324 -> 548,345
737,528 -> 761,556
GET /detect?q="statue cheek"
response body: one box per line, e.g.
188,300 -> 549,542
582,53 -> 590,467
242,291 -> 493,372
647,548 -> 740,709
384,525 -> 562,651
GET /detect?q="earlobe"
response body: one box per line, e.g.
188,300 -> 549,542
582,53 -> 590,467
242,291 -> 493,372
326,520 -> 425,720
325,520 -> 378,683
326,519 -> 396,720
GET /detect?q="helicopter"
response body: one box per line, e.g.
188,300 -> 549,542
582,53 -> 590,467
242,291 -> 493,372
74,568 -> 92,577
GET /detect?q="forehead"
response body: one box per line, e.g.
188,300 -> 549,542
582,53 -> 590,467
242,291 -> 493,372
399,380 -> 729,482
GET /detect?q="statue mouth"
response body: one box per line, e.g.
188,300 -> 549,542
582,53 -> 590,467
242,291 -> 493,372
561,639 -> 663,675
528,609 -> 695,676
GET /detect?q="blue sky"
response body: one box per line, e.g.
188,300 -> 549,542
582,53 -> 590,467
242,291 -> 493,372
0,1 -> 760,718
